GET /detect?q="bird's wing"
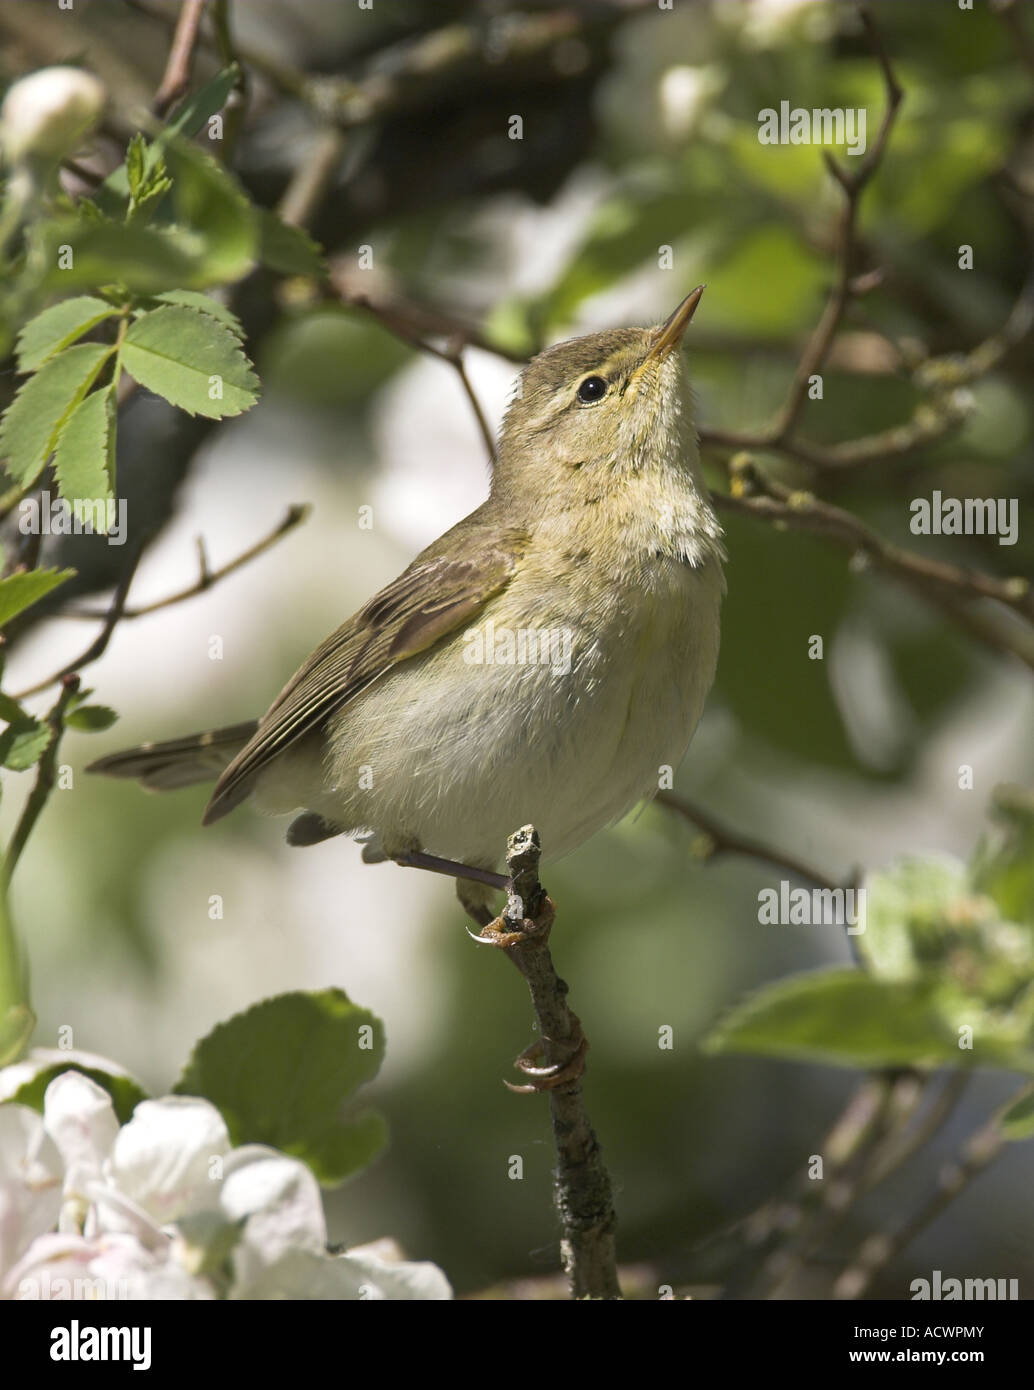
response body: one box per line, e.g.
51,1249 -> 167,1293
202,522 -> 524,824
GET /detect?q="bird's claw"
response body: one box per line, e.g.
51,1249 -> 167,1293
474,894 -> 556,948
504,1014 -> 588,1094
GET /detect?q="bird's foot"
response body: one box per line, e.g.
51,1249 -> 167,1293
472,893 -> 556,948
505,1014 -> 588,1094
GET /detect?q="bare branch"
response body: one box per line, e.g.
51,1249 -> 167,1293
831,1086 -> 1028,1299
152,0 -> 209,118
326,273 -> 499,467
709,456 -> 1034,670
484,826 -> 621,1300
64,504 -> 310,623
656,790 -> 840,892
767,5 -> 903,444
14,546 -> 146,701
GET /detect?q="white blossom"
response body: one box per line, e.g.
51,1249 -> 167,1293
0,1063 -> 451,1301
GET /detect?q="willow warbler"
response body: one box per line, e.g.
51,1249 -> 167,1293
89,288 -> 725,923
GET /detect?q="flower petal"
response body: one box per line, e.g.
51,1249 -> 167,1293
110,1098 -> 229,1225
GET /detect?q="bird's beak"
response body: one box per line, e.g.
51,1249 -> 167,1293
645,285 -> 705,362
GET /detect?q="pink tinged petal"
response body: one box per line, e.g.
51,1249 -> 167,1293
110,1098 -> 230,1225
0,1105 -> 63,1279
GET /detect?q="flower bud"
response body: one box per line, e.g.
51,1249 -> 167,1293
1,66 -> 106,165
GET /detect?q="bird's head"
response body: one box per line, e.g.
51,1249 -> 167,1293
493,287 -> 706,507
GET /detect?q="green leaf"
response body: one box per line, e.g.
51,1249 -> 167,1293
15,296 -> 118,372
165,65 -> 240,140
39,220 -> 204,294
126,132 -> 146,199
163,138 -> 257,285
999,1088 -> 1034,1141
93,67 -> 240,216
5,1051 -> 148,1125
0,693 -> 27,724
174,988 -> 387,1186
122,305 -> 259,418
152,290 -> 243,337
53,386 -> 117,517
0,718 -> 52,771
257,208 -> 326,278
65,704 -> 118,732
0,343 -> 113,487
702,968 -> 1033,1071
0,568 -> 74,628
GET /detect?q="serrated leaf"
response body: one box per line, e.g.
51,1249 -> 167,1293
257,208 -> 326,278
65,704 -> 118,732
999,1088 -> 1034,1141
174,988 -> 387,1186
16,296 -> 118,372
0,344 -> 113,487
0,568 -> 74,628
702,967 -> 1034,1071
0,718 -> 52,771
53,386 -> 117,519
152,289 -> 243,337
127,170 -> 173,225
93,68 -> 240,218
122,305 -> 259,418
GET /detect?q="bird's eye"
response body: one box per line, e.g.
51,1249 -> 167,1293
576,375 -> 608,404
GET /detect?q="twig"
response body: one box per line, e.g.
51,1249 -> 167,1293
712,456 -> 1034,662
11,505 -> 308,699
13,545 -> 146,700
210,0 -> 248,153
326,263 -> 528,363
276,126 -> 347,231
656,790 -> 840,891
489,826 -> 620,1300
719,1071 -> 904,1298
768,7 -> 903,444
59,504 -> 310,622
5,675 -> 81,877
329,279 -> 499,466
832,1094 -> 1017,1299
152,0 -> 209,118
127,0 -> 600,135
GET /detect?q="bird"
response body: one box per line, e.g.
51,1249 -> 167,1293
89,287 -> 725,930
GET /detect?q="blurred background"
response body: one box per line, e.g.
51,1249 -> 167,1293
2,0 -> 1033,1297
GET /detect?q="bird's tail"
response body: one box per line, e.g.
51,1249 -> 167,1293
86,720 -> 259,792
